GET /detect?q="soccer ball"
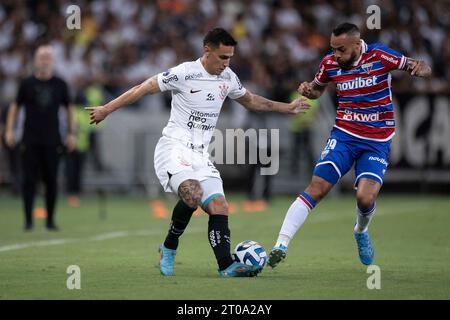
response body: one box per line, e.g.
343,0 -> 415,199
233,240 -> 267,268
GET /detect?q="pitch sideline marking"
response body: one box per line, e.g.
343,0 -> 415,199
0,204 -> 424,253
0,228 -> 205,253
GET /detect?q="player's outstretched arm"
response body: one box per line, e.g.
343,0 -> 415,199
235,90 -> 310,115
298,81 -> 326,99
86,75 -> 160,124
405,58 -> 432,78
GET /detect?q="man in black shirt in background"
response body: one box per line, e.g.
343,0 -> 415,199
5,45 -> 76,231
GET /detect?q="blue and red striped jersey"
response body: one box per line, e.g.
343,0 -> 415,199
314,40 -> 407,141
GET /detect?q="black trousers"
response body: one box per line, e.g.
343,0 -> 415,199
5,145 -> 22,195
21,144 -> 61,227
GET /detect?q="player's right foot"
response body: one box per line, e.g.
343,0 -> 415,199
267,244 -> 288,268
159,244 -> 176,276
354,231 -> 374,265
218,262 -> 262,277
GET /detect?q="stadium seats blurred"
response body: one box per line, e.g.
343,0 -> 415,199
0,0 -> 449,195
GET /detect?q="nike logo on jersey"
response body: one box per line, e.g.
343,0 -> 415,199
190,89 -> 202,93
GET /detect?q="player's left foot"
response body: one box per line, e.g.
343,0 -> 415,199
218,262 -> 262,277
354,231 -> 374,265
159,244 -> 176,276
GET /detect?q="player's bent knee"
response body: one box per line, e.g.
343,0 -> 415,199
305,176 -> 333,203
178,179 -> 203,208
356,191 -> 377,211
207,196 -> 228,215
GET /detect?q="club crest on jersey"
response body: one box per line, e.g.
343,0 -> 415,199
219,83 -> 228,100
320,150 -> 330,160
361,63 -> 373,74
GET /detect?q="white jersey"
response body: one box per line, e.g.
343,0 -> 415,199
157,58 -> 246,150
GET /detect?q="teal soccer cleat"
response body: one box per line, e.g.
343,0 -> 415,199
218,262 -> 262,277
159,244 -> 176,276
267,244 -> 288,268
354,231 -> 374,265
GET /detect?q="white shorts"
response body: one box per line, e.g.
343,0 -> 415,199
154,136 -> 224,208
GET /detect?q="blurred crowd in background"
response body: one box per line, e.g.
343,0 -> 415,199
0,0 -> 449,109
0,0 -> 449,203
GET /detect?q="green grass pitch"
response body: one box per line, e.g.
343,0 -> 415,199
0,193 -> 449,300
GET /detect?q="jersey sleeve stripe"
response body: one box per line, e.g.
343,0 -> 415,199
399,55 -> 407,70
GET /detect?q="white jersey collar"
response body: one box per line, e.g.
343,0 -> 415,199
197,58 -> 215,77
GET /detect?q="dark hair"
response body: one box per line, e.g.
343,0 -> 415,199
332,23 -> 360,36
203,28 -> 237,47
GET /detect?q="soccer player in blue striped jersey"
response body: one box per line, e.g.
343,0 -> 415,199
268,22 -> 431,268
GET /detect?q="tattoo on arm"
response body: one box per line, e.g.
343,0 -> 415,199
235,91 -> 252,107
260,98 -> 275,111
312,82 -> 326,92
143,75 -> 160,94
310,82 -> 326,98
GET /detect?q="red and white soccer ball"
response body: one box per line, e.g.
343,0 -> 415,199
233,240 -> 268,268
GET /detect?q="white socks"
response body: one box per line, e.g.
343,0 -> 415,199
276,197 -> 312,247
274,193 -> 376,249
354,203 -> 376,233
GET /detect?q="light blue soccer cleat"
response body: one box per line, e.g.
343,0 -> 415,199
218,262 -> 262,277
159,244 -> 176,276
267,244 -> 288,268
354,231 -> 374,265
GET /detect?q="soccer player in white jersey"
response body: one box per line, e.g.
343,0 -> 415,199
87,28 -> 310,277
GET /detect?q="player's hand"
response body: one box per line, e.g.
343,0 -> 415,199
406,59 -> 431,77
65,133 -> 76,152
298,82 -> 314,97
287,97 -> 311,114
5,130 -> 15,148
85,106 -> 108,125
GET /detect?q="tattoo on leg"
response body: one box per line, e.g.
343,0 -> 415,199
178,179 -> 203,208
